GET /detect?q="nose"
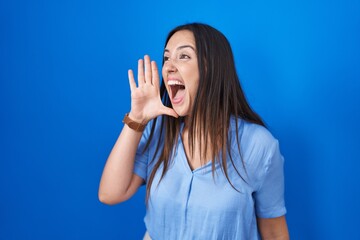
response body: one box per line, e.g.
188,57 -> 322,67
164,60 -> 177,74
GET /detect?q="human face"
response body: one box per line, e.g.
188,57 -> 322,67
162,30 -> 199,117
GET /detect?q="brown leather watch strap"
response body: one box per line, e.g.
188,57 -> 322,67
122,113 -> 146,132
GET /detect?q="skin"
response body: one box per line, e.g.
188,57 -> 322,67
98,30 -> 289,239
258,216 -> 290,240
162,30 -> 199,118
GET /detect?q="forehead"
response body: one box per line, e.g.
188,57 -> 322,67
165,30 -> 196,50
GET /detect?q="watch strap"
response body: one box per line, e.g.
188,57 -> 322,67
122,113 -> 146,132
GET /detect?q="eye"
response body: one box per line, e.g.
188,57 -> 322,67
163,56 -> 169,61
179,53 -> 190,59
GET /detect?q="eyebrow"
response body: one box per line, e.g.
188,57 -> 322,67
164,45 -> 196,53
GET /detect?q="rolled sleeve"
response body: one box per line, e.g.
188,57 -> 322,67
254,140 -> 287,218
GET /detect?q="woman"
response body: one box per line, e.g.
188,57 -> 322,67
99,23 -> 289,239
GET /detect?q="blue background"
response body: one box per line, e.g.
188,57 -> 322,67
1,0 -> 359,239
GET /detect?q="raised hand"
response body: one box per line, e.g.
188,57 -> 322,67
128,55 -> 178,123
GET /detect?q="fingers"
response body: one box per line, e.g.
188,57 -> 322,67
131,55 -> 159,89
137,58 -> 145,87
144,55 -> 152,85
151,61 -> 160,88
128,69 -> 136,92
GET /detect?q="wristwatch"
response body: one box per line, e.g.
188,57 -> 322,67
122,113 -> 146,132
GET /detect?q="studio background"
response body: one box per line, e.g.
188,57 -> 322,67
1,0 -> 359,239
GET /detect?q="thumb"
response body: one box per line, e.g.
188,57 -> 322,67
160,106 -> 179,119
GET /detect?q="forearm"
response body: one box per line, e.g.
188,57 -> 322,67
258,216 -> 289,240
98,124 -> 143,204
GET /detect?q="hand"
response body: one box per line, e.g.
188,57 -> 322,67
128,55 -> 178,123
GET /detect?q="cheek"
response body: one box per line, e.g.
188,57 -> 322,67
188,82 -> 199,97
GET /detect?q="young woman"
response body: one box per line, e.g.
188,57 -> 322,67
99,23 -> 289,240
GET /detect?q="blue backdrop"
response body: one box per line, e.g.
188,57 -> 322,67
1,0 -> 359,239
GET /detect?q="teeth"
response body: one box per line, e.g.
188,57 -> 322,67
168,80 -> 184,86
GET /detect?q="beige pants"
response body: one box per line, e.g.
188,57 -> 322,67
143,231 -> 152,240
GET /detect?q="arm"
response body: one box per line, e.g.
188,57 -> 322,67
98,124 -> 145,204
98,55 -> 177,205
257,216 -> 289,240
252,137 -> 288,239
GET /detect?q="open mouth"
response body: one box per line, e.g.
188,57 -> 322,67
168,80 -> 185,103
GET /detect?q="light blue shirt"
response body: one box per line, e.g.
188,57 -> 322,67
134,117 -> 286,240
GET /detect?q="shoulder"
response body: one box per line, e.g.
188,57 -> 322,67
228,117 -> 280,170
228,117 -> 285,192
242,120 -> 277,152
229,117 -> 277,151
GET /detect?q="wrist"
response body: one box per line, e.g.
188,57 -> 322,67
123,113 -> 147,132
128,112 -> 146,124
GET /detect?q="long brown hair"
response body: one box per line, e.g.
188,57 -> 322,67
145,23 -> 265,201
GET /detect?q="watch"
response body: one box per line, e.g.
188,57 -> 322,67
122,113 -> 146,132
